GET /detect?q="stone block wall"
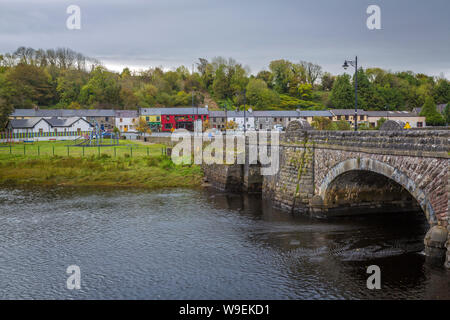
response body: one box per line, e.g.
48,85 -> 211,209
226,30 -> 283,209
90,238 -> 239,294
263,145 -> 315,213
202,163 -> 243,192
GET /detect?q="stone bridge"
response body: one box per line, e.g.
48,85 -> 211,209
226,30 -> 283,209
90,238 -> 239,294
202,124 -> 450,267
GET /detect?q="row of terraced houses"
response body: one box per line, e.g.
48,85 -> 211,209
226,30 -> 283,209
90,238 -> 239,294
5,106 -> 432,140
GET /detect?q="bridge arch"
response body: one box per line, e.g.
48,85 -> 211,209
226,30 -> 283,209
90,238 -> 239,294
318,157 -> 437,225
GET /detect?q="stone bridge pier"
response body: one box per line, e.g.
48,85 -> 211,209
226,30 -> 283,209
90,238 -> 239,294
202,124 -> 450,267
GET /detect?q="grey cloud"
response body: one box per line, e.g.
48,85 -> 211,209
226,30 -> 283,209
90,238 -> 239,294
0,0 -> 448,77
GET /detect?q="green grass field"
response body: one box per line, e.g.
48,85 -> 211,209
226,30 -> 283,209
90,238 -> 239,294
0,139 -> 167,158
0,140 -> 204,189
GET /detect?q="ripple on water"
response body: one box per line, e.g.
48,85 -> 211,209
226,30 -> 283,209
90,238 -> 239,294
0,186 -> 448,299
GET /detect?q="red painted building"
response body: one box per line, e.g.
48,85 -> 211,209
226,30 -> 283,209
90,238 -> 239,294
159,108 -> 209,132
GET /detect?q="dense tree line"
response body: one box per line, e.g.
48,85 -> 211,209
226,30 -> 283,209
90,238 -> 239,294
0,46 -> 449,129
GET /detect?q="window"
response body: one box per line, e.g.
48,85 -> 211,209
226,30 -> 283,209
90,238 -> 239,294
417,122 -> 423,128
120,118 -> 123,122
345,115 -> 349,120
146,117 -> 149,121
260,124 -> 262,129
156,116 -> 160,121
39,128 -> 43,134
165,124 -> 172,129
360,115 -> 364,121
105,117 -> 109,121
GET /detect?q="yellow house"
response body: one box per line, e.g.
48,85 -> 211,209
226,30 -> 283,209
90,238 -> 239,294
366,111 -> 426,128
140,109 -> 162,131
330,109 -> 368,124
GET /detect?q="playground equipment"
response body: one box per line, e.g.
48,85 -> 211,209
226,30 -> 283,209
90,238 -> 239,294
72,119 -> 120,147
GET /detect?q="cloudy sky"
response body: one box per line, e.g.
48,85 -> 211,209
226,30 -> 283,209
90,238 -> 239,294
1,0 -> 449,77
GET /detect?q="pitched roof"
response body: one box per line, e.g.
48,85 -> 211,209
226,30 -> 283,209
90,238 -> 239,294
299,110 -> 333,117
140,107 -> 209,116
46,117 -> 92,127
253,110 -> 299,117
209,111 -> 227,117
8,118 -> 48,129
330,109 -> 367,116
365,111 -> 422,117
11,109 -> 116,117
115,110 -> 138,118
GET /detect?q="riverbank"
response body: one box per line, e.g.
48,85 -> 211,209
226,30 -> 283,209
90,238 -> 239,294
0,154 -> 203,189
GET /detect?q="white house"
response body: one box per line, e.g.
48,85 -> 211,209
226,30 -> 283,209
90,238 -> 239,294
7,118 -> 52,134
47,117 -> 93,135
226,110 -> 256,131
6,117 -> 93,142
115,110 -> 138,133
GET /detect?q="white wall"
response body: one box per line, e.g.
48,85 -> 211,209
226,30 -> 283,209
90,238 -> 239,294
12,119 -> 52,134
115,117 -> 138,132
227,116 -> 255,130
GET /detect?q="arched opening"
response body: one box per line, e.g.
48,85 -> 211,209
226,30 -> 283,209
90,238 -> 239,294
316,158 -> 448,262
323,170 -> 423,216
317,158 -> 437,225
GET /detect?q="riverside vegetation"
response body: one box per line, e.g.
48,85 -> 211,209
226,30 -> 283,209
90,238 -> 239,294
0,141 -> 203,189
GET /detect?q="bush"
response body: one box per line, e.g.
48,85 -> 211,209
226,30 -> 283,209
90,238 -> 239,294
335,120 -> 351,130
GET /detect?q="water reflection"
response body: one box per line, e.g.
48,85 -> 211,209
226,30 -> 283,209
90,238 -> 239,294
0,186 -> 448,299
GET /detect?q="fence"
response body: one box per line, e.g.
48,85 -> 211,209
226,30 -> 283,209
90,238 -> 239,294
0,144 -> 168,158
0,131 -> 91,141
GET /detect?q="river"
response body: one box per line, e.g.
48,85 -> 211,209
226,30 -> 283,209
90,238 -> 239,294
0,187 -> 448,299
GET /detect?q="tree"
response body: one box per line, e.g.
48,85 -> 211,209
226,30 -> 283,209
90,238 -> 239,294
212,65 -> 229,100
311,117 -> 332,130
0,73 -> 14,129
56,69 -> 87,106
225,120 -> 238,130
376,117 -> 387,129
136,84 -> 157,108
79,66 -> 121,107
246,78 -> 280,109
297,83 -> 313,100
6,63 -> 53,107
433,79 -> 450,104
329,74 -> 353,109
269,59 -> 293,94
444,103 -> 450,125
335,120 -> 351,130
299,61 -> 322,86
202,119 -> 211,132
321,72 -> 335,91
419,96 -> 446,126
136,118 -> 150,135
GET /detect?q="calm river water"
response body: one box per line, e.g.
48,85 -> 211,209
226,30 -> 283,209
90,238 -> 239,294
0,187 -> 448,300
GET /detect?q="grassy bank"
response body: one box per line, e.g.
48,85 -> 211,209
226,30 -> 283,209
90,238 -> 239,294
0,154 -> 203,189
0,139 -> 166,158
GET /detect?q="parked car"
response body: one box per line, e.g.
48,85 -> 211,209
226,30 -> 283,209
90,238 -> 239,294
273,124 -> 284,132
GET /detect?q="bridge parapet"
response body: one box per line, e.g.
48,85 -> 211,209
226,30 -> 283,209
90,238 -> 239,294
283,130 -> 450,158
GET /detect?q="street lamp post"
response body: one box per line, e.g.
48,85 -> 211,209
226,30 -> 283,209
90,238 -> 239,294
243,89 -> 247,134
343,56 -> 358,131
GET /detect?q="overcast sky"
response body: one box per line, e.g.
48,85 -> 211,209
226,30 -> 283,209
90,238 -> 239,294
0,0 -> 449,78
